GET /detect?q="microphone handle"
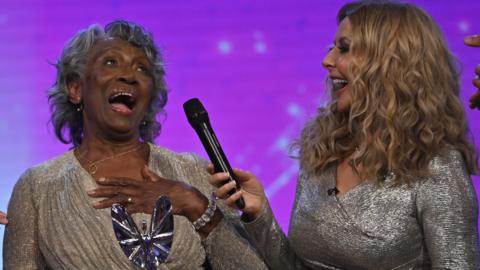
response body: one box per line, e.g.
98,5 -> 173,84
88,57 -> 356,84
195,122 -> 245,209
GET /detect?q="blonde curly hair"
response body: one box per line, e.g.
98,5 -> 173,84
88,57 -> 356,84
296,1 -> 478,183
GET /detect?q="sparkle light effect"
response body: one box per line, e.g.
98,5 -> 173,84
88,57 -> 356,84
218,40 -> 232,54
0,1 -> 479,267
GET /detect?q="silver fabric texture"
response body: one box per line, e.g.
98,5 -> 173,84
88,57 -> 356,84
244,150 -> 479,269
3,144 -> 268,270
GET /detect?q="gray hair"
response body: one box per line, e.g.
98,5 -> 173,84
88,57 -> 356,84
48,20 -> 168,147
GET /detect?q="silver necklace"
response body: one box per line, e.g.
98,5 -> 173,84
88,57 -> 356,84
76,144 -> 143,175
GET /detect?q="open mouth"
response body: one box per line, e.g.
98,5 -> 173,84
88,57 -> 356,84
332,78 -> 348,93
108,91 -> 136,114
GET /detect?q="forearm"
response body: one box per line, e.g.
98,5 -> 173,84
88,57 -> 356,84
243,201 -> 311,270
202,210 -> 269,270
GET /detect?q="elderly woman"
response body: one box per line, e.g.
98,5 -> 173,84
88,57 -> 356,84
3,20 -> 267,269
211,1 -> 479,269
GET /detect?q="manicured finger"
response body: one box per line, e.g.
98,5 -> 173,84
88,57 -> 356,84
207,164 -> 215,174
209,172 -> 230,187
0,211 -> 7,225
141,165 -> 161,182
215,181 -> 237,199
92,196 -> 127,209
224,190 -> 244,208
87,186 -> 139,198
464,35 -> 480,47
97,177 -> 140,187
232,168 -> 255,183
469,91 -> 480,109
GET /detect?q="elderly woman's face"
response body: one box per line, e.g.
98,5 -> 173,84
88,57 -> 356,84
69,38 -> 154,141
322,18 -> 353,112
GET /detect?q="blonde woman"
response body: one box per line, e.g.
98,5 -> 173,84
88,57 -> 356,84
210,1 -> 478,269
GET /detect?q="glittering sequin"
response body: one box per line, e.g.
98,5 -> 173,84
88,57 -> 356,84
245,150 -> 478,269
4,143 -> 268,269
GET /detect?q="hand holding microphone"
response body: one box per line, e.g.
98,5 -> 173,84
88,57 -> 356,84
184,98 -> 246,209
184,98 -> 266,218
208,165 -> 266,221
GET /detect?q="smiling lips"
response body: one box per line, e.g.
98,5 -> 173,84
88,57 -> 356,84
331,78 -> 348,97
108,89 -> 136,114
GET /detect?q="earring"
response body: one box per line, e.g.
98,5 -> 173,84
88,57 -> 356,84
76,104 -> 83,112
142,120 -> 147,126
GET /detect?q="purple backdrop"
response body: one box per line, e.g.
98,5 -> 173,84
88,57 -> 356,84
1,1 -> 479,266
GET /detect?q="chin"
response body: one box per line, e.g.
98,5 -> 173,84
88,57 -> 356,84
335,92 -> 352,112
335,97 -> 352,112
106,121 -> 139,139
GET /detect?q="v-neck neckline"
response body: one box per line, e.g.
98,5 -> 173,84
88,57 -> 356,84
70,142 -> 154,186
331,164 -> 370,201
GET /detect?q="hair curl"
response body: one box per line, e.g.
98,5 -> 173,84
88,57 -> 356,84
296,1 -> 478,183
48,20 -> 168,147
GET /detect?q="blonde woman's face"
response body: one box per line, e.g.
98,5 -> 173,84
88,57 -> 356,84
322,18 -> 353,112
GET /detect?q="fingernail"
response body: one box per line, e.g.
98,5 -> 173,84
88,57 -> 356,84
98,177 -> 105,182
87,190 -> 95,195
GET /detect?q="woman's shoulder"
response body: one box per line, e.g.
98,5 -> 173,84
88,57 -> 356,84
149,143 -> 208,169
428,148 -> 467,176
15,151 -> 75,189
415,148 -> 474,194
148,143 -> 212,192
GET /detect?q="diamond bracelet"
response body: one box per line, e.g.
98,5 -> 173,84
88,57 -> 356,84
192,193 -> 217,231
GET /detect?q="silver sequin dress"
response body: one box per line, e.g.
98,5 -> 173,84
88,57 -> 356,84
244,150 -> 479,269
3,144 -> 268,270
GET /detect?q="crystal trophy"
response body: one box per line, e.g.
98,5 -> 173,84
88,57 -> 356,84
111,196 -> 174,270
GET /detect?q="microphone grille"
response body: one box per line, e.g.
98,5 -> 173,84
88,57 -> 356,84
183,98 -> 209,126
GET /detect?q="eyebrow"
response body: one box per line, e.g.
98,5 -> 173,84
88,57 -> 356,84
96,47 -> 124,56
93,47 -> 151,63
333,37 -> 351,45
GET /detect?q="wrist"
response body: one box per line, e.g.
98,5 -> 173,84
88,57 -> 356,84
241,197 -> 266,222
192,193 -> 216,230
197,209 -> 223,239
190,192 -> 223,239
183,190 -> 209,222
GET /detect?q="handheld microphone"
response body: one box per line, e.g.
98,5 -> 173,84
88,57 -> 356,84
183,98 -> 245,209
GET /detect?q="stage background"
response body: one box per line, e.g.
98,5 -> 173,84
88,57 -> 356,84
0,0 -> 479,265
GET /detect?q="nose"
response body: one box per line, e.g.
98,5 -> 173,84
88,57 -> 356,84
117,67 -> 138,85
322,49 -> 336,71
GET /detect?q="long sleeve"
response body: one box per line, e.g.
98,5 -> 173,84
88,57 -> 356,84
3,169 -> 46,269
202,204 -> 269,270
416,151 -> 479,269
242,174 -> 336,270
184,154 -> 269,270
242,201 -> 309,270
